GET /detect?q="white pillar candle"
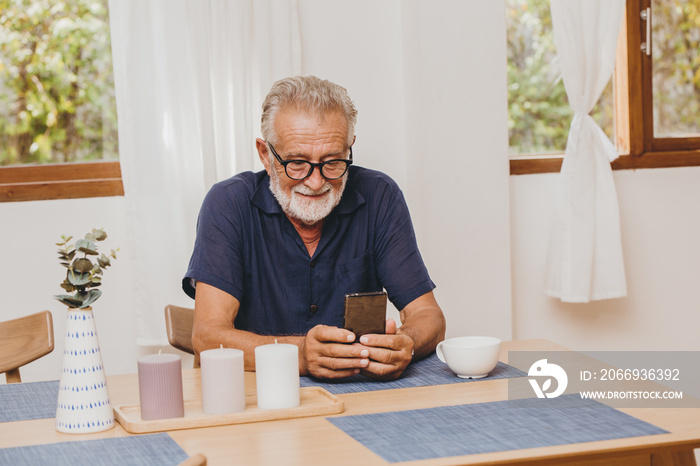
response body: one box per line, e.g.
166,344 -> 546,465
255,342 -> 300,410
137,353 -> 184,420
200,347 -> 245,415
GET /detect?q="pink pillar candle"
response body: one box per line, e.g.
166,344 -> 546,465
255,343 -> 300,410
137,353 -> 185,420
200,347 -> 245,415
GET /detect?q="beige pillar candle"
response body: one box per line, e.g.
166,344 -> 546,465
200,346 -> 245,415
137,352 -> 184,420
255,341 -> 300,410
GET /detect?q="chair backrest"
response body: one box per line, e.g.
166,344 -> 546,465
164,305 -> 199,368
0,310 -> 54,383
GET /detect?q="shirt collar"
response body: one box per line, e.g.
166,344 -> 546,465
251,171 -> 283,214
251,170 -> 365,216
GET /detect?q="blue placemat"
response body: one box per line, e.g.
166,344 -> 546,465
300,352 -> 526,394
328,394 -> 668,463
0,380 -> 59,422
0,433 -> 188,465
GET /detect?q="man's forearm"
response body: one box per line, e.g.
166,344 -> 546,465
193,281 -> 306,373
397,309 -> 446,359
193,325 -> 304,372
396,291 -> 446,360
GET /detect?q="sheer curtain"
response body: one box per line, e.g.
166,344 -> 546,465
108,0 -> 301,345
544,0 -> 627,303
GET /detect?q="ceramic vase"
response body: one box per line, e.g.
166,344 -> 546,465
55,307 -> 114,433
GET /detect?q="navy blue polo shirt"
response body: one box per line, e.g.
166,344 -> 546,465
183,165 -> 435,336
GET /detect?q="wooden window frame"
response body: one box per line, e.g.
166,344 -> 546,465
0,0 -> 122,203
510,0 -> 700,175
0,162 -> 124,202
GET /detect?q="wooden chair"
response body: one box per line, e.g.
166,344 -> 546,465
164,304 -> 199,368
0,310 -> 55,383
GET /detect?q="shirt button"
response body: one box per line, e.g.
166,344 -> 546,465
309,304 -> 318,313
310,260 -> 317,268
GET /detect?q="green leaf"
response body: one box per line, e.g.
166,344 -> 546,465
92,229 -> 107,241
60,280 -> 75,292
58,250 -> 77,261
67,269 -> 91,286
97,254 -> 111,268
80,290 -> 102,308
75,238 -> 96,252
53,294 -> 84,308
72,258 -> 93,273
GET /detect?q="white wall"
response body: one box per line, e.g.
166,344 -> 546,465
511,167 -> 700,352
403,1 -> 511,340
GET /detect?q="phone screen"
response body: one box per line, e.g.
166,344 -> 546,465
343,291 -> 387,341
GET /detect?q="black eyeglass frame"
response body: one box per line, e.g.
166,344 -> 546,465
266,141 -> 353,180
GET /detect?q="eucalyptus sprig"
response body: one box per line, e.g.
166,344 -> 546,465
54,228 -> 118,309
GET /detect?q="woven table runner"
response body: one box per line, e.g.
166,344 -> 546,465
0,380 -> 59,422
328,394 -> 668,462
300,352 -> 526,394
0,433 -> 188,465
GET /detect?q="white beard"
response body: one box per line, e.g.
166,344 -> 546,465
269,169 -> 347,225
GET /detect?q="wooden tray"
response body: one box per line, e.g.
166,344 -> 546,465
114,386 -> 344,434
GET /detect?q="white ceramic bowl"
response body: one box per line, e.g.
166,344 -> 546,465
436,336 -> 501,378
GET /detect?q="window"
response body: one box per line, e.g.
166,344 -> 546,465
506,0 -> 615,157
508,0 -> 700,175
0,0 -> 122,201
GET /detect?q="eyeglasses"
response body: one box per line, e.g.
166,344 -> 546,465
267,142 -> 353,180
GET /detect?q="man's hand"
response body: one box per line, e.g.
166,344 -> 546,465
357,319 -> 414,380
194,284 -> 443,381
300,325 -> 369,379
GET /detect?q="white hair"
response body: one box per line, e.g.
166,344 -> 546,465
261,76 -> 357,146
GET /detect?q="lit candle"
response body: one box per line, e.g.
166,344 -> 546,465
200,346 -> 245,415
255,341 -> 300,410
137,352 -> 184,420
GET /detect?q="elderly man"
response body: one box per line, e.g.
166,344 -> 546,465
183,76 -> 445,380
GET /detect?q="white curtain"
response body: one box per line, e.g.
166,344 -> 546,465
544,0 -> 627,303
108,0 -> 301,345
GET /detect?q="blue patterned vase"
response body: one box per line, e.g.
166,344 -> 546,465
55,307 -> 114,433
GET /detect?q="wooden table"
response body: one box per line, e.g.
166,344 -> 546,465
1,339 -> 699,465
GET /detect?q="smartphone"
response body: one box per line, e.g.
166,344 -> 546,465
343,291 -> 387,341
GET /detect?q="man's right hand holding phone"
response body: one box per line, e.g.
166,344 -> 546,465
299,320 -> 414,381
356,318 -> 414,380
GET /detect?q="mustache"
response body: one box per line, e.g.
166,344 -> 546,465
292,183 -> 332,196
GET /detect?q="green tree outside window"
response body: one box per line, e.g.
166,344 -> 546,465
506,0 -> 613,157
0,0 -> 118,166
